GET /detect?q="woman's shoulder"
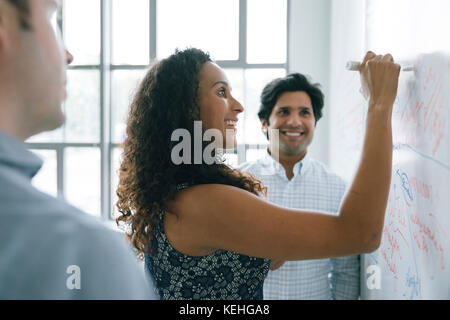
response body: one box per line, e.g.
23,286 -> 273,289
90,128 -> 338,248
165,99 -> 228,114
169,183 -> 257,216
164,184 -> 254,257
177,183 -> 254,201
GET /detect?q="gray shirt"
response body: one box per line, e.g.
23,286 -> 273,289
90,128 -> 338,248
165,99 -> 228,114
0,131 -> 157,299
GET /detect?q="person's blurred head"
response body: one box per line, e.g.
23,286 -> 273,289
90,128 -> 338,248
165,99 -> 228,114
258,73 -> 324,159
0,0 -> 73,140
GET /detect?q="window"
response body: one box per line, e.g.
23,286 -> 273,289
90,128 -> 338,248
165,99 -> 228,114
27,0 -> 289,220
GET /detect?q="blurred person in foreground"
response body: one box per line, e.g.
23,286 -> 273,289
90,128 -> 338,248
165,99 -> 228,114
0,0 -> 156,299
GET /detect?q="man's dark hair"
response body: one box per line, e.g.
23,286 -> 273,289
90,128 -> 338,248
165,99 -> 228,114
6,0 -> 31,30
258,73 -> 324,126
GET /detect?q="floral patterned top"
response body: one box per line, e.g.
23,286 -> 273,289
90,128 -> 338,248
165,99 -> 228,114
145,187 -> 270,300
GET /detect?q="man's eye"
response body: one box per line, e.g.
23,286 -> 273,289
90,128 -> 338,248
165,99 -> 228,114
279,110 -> 289,115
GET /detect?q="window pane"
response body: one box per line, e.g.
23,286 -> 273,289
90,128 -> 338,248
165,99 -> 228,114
111,70 -> 147,144
64,70 -> 100,143
157,0 -> 239,60
65,148 -> 101,217
63,0 -> 100,65
243,69 -> 286,144
111,147 -> 123,219
112,0 -> 150,65
31,150 -> 58,197
247,0 -> 287,63
223,153 -> 238,167
246,148 -> 267,162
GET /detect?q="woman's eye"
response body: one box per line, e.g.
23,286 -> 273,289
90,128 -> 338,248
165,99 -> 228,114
218,88 -> 226,97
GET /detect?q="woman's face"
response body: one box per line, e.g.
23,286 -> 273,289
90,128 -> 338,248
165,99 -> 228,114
197,62 -> 244,149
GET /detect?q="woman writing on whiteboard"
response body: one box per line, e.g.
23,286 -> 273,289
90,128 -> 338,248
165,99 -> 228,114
116,49 -> 400,299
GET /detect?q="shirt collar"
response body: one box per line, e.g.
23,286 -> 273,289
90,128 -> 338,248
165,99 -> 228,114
0,130 -> 43,180
261,149 -> 311,179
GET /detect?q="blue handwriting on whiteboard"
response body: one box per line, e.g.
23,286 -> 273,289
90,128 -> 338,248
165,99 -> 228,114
403,267 -> 421,300
396,169 -> 413,205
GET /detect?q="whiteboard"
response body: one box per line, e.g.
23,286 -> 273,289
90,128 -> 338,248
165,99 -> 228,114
332,52 -> 450,299
362,53 -> 450,299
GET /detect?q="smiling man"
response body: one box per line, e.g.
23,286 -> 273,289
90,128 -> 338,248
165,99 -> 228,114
0,0 -> 156,299
239,73 -> 360,300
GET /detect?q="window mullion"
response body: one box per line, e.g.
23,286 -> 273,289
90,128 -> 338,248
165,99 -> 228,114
100,0 -> 112,220
286,0 -> 291,72
239,0 -> 247,65
150,0 -> 157,62
58,1 -> 64,40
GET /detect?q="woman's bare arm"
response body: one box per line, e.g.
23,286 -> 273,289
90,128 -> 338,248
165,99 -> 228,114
168,184 -> 360,260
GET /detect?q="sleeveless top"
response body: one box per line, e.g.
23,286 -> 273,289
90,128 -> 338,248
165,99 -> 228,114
145,184 -> 271,300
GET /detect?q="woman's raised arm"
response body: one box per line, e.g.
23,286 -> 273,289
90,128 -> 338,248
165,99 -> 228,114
166,52 -> 400,261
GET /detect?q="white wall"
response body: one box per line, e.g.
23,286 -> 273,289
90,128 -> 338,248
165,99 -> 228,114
328,0 -> 366,179
288,0 -> 332,166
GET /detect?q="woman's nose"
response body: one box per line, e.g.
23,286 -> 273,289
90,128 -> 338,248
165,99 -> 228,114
231,96 -> 244,114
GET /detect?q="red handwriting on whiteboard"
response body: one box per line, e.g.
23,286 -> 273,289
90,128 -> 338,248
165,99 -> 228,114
409,177 -> 433,201
381,248 -> 398,279
410,214 -> 445,270
397,58 -> 448,156
384,226 -> 402,261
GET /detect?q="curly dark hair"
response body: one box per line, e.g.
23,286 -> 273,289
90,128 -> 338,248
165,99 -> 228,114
6,0 -> 31,30
116,48 -> 266,258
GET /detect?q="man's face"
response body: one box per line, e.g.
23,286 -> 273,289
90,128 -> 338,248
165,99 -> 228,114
8,0 -> 72,136
262,91 -> 316,158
